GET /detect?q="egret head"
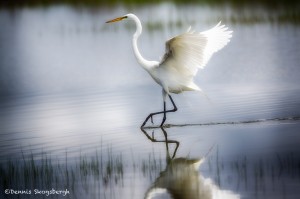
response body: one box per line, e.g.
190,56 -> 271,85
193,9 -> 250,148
105,13 -> 136,23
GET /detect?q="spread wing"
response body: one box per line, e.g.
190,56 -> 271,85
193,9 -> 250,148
159,22 -> 233,80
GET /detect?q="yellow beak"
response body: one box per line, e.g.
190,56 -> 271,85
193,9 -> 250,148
106,16 -> 127,23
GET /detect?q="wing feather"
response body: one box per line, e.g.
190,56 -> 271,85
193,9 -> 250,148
159,22 -> 233,80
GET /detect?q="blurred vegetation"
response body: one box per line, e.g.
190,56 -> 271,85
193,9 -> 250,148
1,0 -> 300,8
1,0 -> 299,25
0,0 -> 299,25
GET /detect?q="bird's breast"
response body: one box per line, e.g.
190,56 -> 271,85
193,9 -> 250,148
147,66 -> 192,94
147,68 -> 162,86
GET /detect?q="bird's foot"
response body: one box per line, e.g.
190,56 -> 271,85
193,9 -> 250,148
150,115 -> 154,124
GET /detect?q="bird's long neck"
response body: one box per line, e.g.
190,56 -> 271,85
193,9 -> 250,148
132,16 -> 153,70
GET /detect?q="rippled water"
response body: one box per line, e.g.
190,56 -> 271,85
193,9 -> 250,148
1,3 -> 300,199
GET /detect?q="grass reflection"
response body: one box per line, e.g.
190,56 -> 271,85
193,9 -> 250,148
206,151 -> 300,198
1,145 -> 300,198
0,149 -> 125,198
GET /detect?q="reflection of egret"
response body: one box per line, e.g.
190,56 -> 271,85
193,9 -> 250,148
145,157 -> 240,199
141,127 -> 179,160
106,14 -> 232,127
141,127 -> 240,199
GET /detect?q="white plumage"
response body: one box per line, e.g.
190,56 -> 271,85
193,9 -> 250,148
159,22 -> 232,94
106,13 -> 233,127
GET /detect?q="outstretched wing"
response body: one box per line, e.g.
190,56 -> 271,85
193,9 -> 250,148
159,22 -> 233,80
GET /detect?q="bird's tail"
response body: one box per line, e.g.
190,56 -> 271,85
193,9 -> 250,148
185,82 -> 212,103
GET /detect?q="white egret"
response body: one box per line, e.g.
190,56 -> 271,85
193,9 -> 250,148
106,14 -> 232,128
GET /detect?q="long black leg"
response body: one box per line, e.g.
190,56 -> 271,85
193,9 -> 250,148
141,95 -> 177,128
160,101 -> 167,127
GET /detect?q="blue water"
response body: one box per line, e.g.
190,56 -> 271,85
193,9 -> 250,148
1,3 -> 300,199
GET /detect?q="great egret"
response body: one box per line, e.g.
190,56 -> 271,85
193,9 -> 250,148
106,13 -> 232,128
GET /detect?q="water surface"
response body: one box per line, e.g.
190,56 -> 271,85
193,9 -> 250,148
1,3 -> 300,199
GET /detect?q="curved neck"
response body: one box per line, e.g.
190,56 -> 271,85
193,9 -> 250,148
131,16 -> 153,70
